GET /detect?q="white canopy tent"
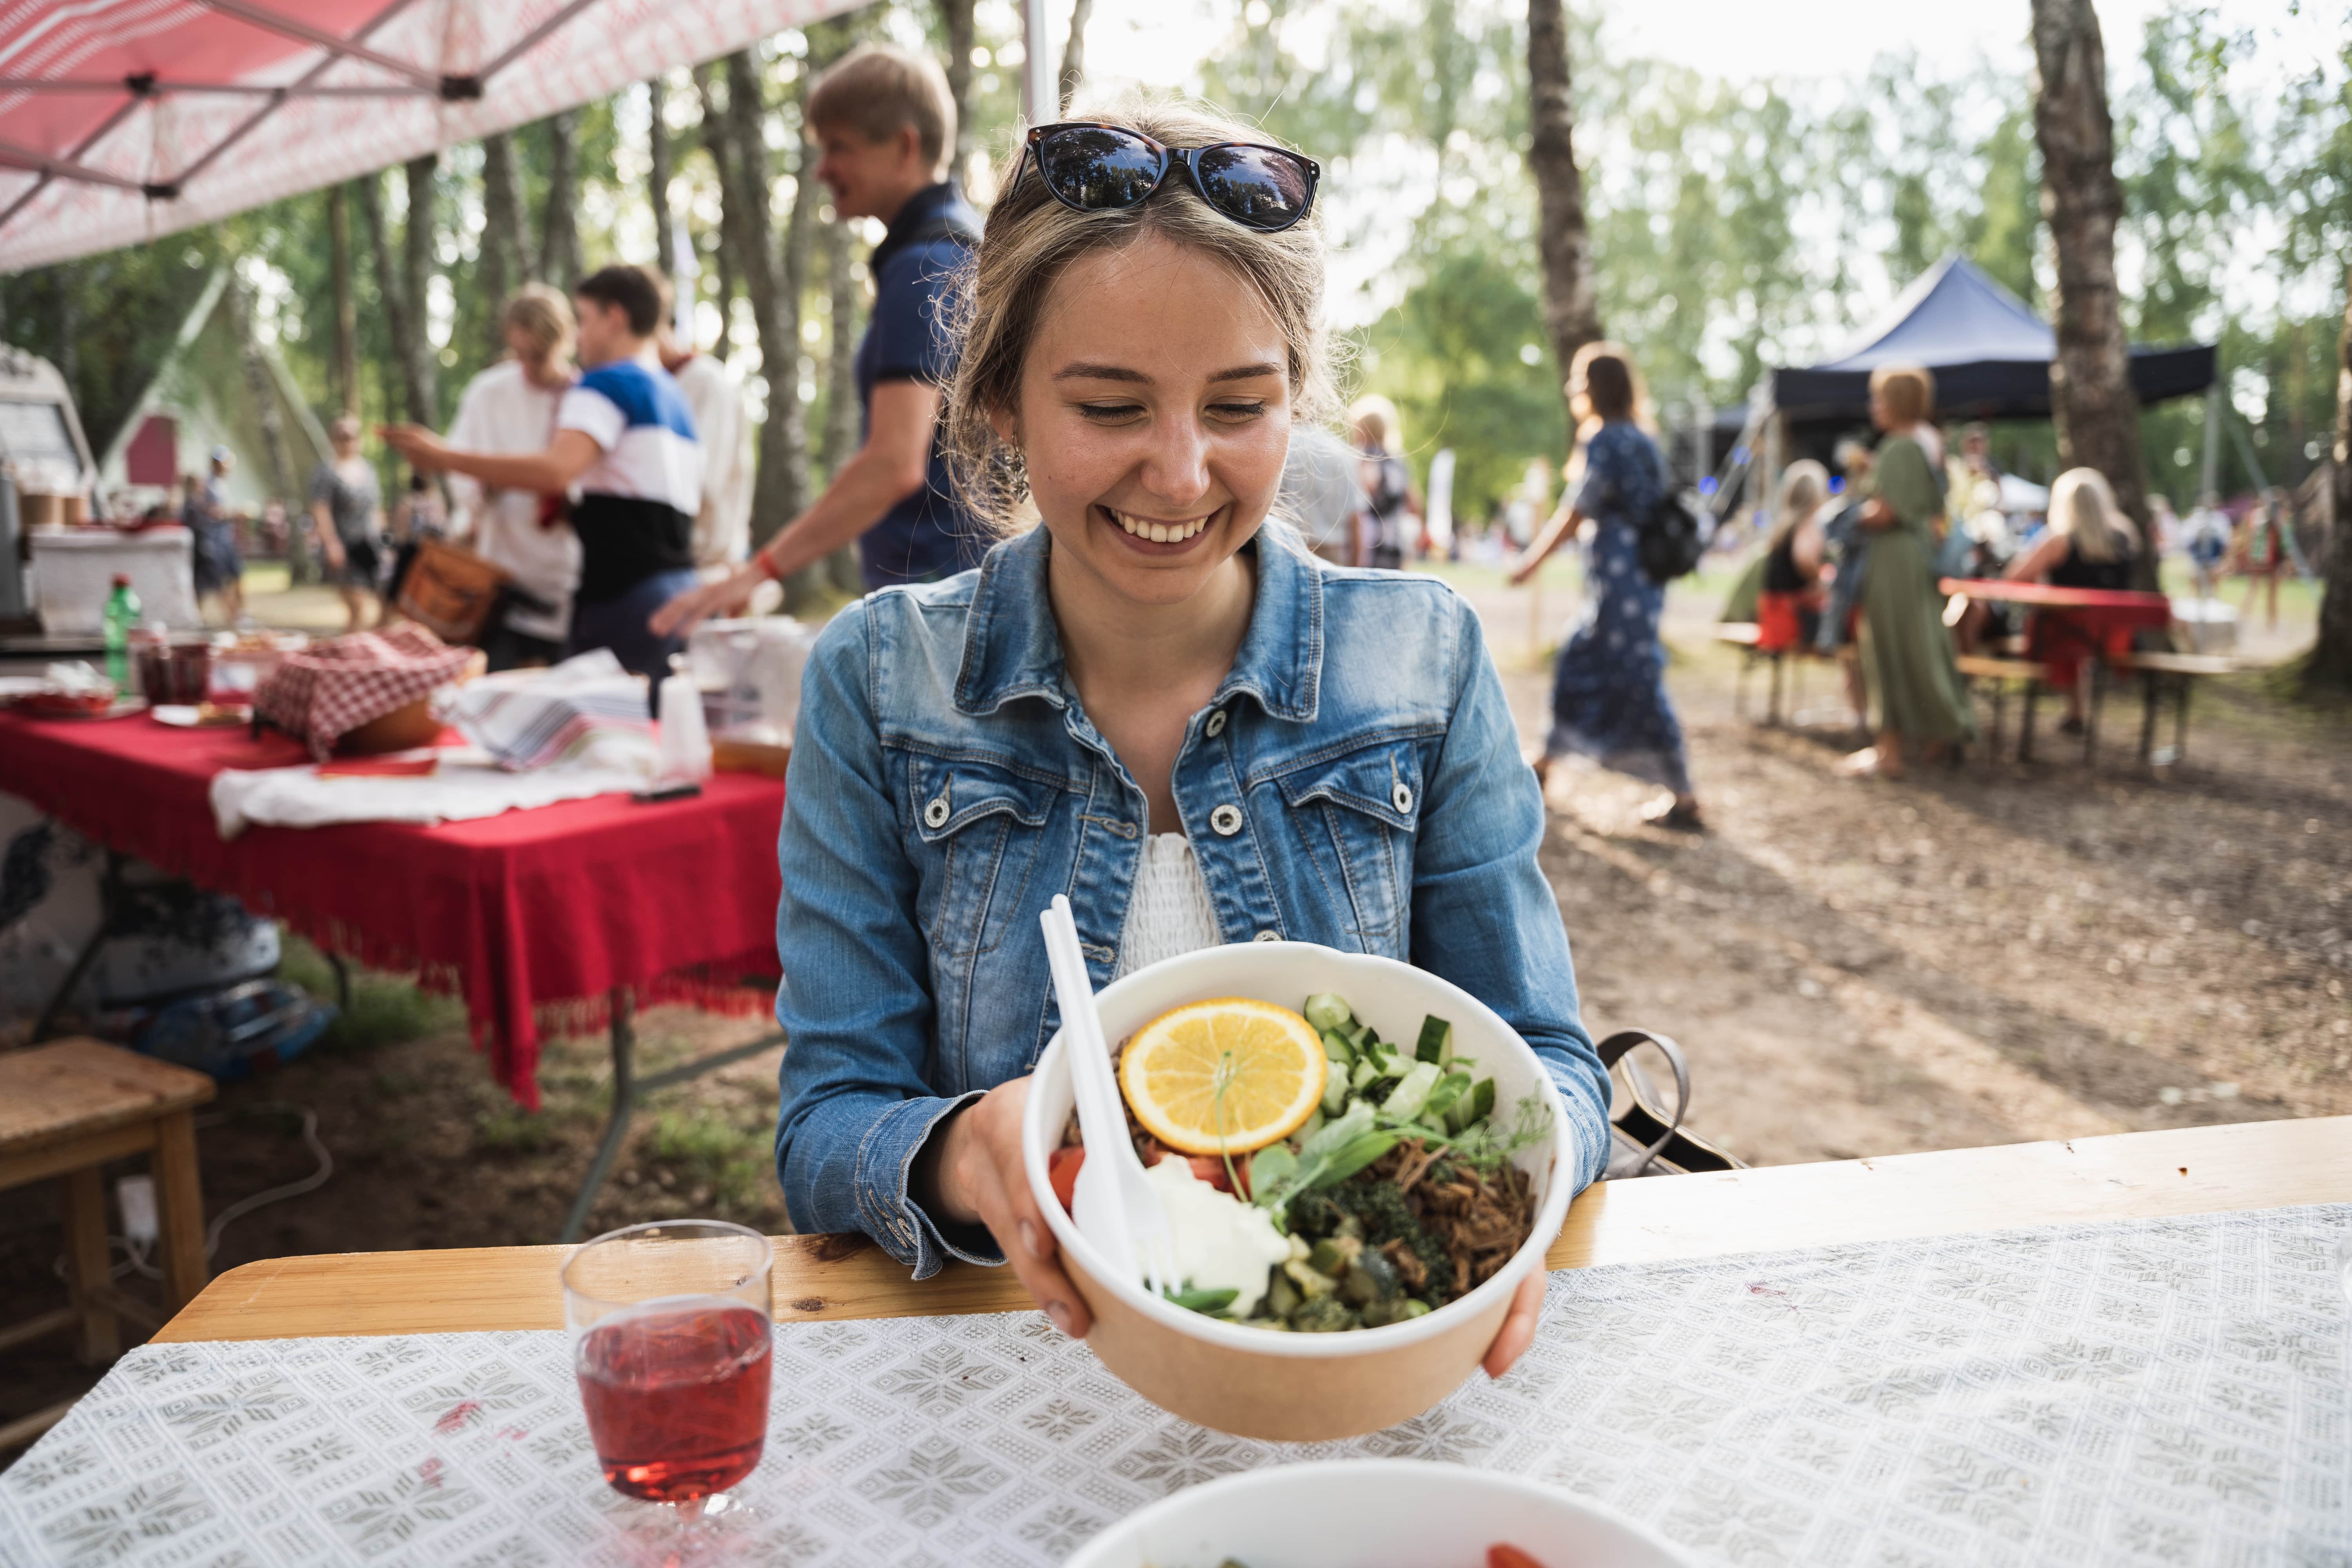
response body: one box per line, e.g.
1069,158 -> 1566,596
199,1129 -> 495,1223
0,0 -> 1060,273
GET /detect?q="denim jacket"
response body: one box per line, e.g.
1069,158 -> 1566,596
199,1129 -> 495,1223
772,523 -> 1612,1276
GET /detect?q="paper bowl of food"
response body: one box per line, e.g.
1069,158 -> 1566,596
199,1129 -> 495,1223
1066,1458 -> 1690,1568
1022,942 -> 1577,1443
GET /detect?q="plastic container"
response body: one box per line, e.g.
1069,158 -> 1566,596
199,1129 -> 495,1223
655,665 -> 713,782
1022,941 -> 1576,1442
1067,1459 -> 1691,1568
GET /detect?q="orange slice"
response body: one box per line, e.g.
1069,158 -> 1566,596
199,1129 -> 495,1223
1118,997 -> 1327,1156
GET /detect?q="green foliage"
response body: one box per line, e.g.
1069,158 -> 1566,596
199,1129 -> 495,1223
3,0 -> 2339,528
276,933 -> 465,1054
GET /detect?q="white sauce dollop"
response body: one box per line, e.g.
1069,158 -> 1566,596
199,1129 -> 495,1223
1142,1158 -> 1292,1318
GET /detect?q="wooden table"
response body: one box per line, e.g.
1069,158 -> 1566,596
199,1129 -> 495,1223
157,1116 -> 2352,1343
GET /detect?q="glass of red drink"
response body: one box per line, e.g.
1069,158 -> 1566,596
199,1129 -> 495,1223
563,1219 -> 774,1536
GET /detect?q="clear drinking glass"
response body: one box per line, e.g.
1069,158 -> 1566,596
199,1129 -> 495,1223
562,1219 -> 774,1543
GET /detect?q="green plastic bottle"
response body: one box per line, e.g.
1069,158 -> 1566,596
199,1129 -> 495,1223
102,573 -> 140,693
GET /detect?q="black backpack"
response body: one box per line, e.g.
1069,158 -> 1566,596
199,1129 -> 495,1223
1637,486 -> 1709,584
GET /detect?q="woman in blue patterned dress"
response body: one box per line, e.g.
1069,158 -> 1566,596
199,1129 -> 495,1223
1510,343 -> 1701,829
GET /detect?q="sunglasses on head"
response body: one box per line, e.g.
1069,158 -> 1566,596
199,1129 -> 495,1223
1009,122 -> 1321,234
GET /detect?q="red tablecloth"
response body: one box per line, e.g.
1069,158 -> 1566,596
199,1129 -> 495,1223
1940,577 -> 2172,688
0,710 -> 785,1107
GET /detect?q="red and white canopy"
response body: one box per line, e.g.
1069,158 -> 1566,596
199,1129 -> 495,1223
0,0 -> 868,272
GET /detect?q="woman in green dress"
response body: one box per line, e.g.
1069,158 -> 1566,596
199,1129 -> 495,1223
1841,363 -> 1976,777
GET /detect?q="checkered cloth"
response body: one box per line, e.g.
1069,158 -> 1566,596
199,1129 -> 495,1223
254,623 -> 475,759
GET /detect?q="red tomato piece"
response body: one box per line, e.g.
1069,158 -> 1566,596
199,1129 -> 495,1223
1186,1155 -> 1241,1195
1488,1546 -> 1552,1568
1048,1145 -> 1084,1214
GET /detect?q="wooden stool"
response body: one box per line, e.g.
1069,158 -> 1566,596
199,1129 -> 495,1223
0,1039 -> 214,1448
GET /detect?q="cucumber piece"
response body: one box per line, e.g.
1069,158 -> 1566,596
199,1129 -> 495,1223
1444,1075 -> 1495,1135
1423,1070 -> 1473,1122
1414,1014 -> 1454,1065
1301,993 -> 1354,1034
1163,1286 -> 1240,1315
1350,1057 -> 1382,1091
1320,1069 -> 1349,1117
1381,1062 -> 1442,1120
1320,1029 -> 1355,1067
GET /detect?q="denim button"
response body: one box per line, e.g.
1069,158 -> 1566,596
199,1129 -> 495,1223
1205,709 -> 1227,737
1210,803 -> 1243,836
1252,929 -> 1280,942
1392,781 -> 1414,814
924,795 -> 950,829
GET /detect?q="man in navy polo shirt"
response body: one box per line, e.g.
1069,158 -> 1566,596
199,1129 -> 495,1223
651,42 -> 984,635
386,264 -> 703,683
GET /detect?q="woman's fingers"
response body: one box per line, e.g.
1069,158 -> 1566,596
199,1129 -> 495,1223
1481,1271 -> 1548,1378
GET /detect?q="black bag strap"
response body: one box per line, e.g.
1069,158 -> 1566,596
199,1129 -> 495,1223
1595,1027 -> 1692,1178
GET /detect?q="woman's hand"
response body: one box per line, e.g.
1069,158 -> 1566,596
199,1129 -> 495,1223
1481,1271 -> 1547,1378
378,423 -> 448,471
921,1077 -> 1092,1339
1505,553 -> 1541,587
648,561 -> 764,638
1858,497 -> 1895,532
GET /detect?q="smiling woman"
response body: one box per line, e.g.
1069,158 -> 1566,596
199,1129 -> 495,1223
768,95 -> 1614,1384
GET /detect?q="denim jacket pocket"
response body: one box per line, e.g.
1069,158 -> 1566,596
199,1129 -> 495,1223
1273,741 -> 1424,949
906,754 -> 1058,958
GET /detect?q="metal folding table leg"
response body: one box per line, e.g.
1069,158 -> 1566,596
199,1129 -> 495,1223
33,849 -> 123,1042
559,986 -> 790,1244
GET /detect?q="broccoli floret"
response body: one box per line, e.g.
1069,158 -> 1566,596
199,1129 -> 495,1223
1328,1174 -> 1455,1301
1286,1189 -> 1343,1240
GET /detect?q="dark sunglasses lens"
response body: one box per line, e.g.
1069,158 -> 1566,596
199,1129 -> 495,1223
1038,127 -> 1164,209
1195,145 -> 1313,228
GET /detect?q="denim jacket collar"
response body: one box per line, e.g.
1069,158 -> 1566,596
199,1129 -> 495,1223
953,524 -> 1323,722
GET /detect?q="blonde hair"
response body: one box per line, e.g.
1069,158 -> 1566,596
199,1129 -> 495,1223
1771,459 -> 1829,550
1868,362 -> 1936,425
944,94 -> 1334,536
2048,466 -> 2137,564
1349,394 -> 1401,454
501,283 -> 575,359
806,44 -> 958,180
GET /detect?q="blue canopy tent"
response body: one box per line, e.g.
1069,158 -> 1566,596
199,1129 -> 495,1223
1769,253 -> 2216,426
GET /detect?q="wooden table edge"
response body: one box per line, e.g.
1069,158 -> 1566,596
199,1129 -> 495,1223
155,1116 -> 2352,1344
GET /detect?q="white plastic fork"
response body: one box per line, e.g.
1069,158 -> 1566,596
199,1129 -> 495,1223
1040,895 -> 1178,1299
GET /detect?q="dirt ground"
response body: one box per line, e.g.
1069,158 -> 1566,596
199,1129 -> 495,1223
5,555 -> 2347,1452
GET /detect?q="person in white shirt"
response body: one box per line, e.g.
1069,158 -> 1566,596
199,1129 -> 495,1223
657,311 -> 753,578
442,286 -> 581,669
385,265 -> 702,686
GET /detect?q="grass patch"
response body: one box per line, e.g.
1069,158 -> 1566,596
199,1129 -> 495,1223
276,933 -> 464,1053
644,1109 -> 771,1215
475,1105 -> 555,1154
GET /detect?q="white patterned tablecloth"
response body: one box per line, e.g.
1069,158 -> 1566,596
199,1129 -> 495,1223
3,1205 -> 2346,1568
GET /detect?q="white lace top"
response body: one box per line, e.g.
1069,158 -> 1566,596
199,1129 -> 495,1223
1114,833 -> 1223,979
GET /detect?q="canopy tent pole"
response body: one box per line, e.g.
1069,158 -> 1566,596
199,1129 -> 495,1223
1022,0 -> 1055,127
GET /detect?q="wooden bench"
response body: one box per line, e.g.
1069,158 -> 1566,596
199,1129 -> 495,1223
1717,623 -> 1849,727
1955,654 -> 2057,761
0,1038 -> 214,1452
2118,651 -> 2237,767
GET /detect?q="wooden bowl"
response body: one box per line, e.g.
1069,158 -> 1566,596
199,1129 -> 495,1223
1022,941 -> 1575,1442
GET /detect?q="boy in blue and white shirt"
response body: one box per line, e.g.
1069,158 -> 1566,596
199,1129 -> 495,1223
384,264 -> 704,684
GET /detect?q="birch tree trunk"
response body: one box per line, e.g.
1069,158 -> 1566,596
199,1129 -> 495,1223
400,154 -> 438,423
225,276 -> 296,504
820,214 -> 866,597
694,65 -> 740,365
327,184 -> 360,418
2031,0 -> 2154,588
1058,0 -> 1096,114
539,111 -> 583,287
716,49 -> 808,555
939,0 -> 976,184
2303,264 -> 2352,691
356,165 -> 436,425
1526,0 -> 1602,388
648,77 -> 674,271
481,130 -> 532,291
